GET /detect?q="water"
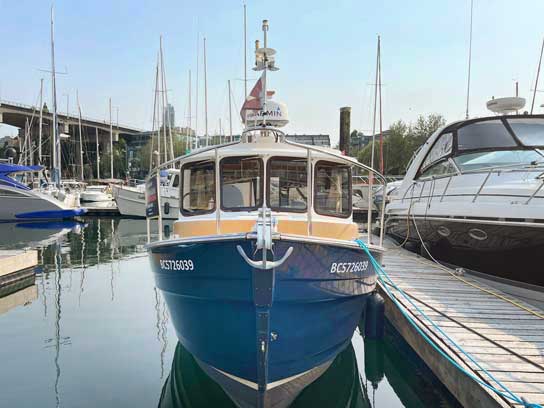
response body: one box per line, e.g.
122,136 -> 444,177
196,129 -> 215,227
0,218 -> 461,408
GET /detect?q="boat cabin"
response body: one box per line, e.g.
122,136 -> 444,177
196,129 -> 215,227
172,129 -> 362,241
411,115 -> 544,181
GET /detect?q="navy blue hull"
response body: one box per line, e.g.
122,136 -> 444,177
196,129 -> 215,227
149,237 -> 376,385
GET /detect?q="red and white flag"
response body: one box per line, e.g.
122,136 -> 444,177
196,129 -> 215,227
240,74 -> 275,121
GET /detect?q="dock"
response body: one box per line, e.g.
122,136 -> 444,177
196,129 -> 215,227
0,250 -> 38,287
83,204 -> 120,216
379,243 -> 544,408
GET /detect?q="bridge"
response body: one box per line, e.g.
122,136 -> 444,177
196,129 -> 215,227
0,100 -> 144,179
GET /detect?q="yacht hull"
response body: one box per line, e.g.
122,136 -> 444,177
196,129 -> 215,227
0,190 -> 85,221
112,185 -> 178,219
148,235 -> 377,405
388,216 -> 544,287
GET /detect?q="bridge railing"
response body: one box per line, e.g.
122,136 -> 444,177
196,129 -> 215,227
0,99 -> 143,132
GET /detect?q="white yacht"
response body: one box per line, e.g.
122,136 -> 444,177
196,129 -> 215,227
111,168 -> 179,219
0,163 -> 86,221
80,185 -> 113,203
386,101 -> 544,306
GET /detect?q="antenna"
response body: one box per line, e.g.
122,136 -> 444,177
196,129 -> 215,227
531,37 -> 544,114
465,0 -> 474,119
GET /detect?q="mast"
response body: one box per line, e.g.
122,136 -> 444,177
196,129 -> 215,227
159,36 -> 174,163
531,37 -> 544,114
244,3 -> 247,100
51,5 -> 61,187
76,90 -> 84,181
150,59 -> 159,172
465,0 -> 474,119
262,20 -> 269,124
109,97 -> 113,179
378,38 -> 384,174
95,128 -> 100,179
187,69 -> 192,153
195,33 -> 199,148
204,37 -> 209,147
367,35 -> 380,240
38,78 -> 44,164
228,79 -> 233,142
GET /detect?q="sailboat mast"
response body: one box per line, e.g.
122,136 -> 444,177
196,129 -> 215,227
244,3 -> 247,100
95,128 -> 100,179
39,78 -> 44,164
367,35 -> 380,240
109,97 -> 113,179
187,69 -> 192,153
159,36 -> 174,162
228,79 -> 233,142
378,38 -> 384,174
76,91 -> 84,181
204,37 -> 209,147
51,6 -> 61,187
195,33 -> 199,149
531,37 -> 544,114
150,60 -> 159,171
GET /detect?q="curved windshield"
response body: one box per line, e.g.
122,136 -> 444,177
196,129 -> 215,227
453,150 -> 543,172
507,118 -> 544,147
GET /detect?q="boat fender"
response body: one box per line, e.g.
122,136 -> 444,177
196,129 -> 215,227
164,201 -> 170,215
365,291 -> 385,340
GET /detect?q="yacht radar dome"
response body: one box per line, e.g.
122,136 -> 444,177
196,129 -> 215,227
486,96 -> 526,114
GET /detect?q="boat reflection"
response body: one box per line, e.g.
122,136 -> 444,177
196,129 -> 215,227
0,221 -> 82,250
158,341 -> 370,408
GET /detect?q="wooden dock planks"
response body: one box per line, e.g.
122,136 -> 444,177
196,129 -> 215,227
379,243 -> 544,408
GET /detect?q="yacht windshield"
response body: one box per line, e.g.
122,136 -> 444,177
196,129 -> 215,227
507,118 -> 544,147
453,150 -> 543,172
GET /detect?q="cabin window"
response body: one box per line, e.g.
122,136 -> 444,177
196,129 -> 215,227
418,159 -> 457,178
457,120 -> 517,151
171,175 -> 179,188
421,132 -> 453,170
507,118 -> 544,147
180,161 -> 215,215
220,156 -> 263,211
314,161 -> 351,218
267,157 -> 307,212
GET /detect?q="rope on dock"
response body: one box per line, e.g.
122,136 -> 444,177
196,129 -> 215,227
409,212 -> 544,320
355,238 -> 543,408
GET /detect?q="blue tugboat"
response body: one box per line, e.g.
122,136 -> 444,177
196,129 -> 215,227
147,19 -> 385,408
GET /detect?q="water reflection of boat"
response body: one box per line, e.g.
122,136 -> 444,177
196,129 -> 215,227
158,342 -> 368,408
116,219 -> 173,249
0,221 -> 82,249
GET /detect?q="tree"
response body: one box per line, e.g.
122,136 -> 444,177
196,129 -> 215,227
356,114 -> 445,175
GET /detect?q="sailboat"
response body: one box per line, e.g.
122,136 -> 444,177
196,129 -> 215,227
146,20 -> 385,407
112,38 -> 179,219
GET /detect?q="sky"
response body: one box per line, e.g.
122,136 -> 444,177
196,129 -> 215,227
1,0 -> 544,145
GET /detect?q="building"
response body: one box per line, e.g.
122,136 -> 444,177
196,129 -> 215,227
164,104 -> 175,128
350,130 -> 390,153
285,134 -> 330,147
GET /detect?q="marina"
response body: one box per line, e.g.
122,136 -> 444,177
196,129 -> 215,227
1,1 -> 544,407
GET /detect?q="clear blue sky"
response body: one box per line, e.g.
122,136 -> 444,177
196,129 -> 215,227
1,0 -> 544,144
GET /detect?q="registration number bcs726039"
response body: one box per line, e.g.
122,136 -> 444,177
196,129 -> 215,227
330,261 -> 369,274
